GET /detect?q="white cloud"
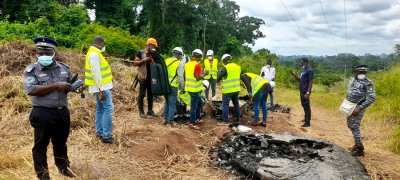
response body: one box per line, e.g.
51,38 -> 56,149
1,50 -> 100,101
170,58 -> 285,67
233,0 -> 400,55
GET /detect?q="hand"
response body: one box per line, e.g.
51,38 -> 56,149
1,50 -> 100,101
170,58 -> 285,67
53,82 -> 71,93
76,85 -> 86,93
204,70 -> 209,76
304,93 -> 310,100
290,70 -> 296,77
352,106 -> 362,116
99,91 -> 106,101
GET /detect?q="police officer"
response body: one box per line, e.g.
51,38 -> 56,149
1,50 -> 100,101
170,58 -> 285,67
217,54 -> 241,125
345,65 -> 376,156
23,37 -> 76,179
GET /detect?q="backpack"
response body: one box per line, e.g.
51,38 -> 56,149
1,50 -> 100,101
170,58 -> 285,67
149,50 -> 171,96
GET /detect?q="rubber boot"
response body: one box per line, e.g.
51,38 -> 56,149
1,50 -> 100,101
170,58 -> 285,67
351,144 -> 364,156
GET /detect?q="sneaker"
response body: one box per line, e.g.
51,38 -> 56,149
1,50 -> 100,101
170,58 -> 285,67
196,119 -> 205,125
139,111 -> 146,118
101,137 -> 115,144
259,122 -> 267,127
301,123 -> 310,127
189,124 -> 200,130
249,121 -> 259,126
60,168 -> 76,177
147,111 -> 157,117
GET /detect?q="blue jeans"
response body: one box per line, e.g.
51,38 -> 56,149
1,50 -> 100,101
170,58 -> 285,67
205,78 -> 216,100
189,92 -> 202,125
254,89 -> 268,123
268,91 -> 274,107
222,92 -> 240,122
164,87 -> 178,125
95,89 -> 114,138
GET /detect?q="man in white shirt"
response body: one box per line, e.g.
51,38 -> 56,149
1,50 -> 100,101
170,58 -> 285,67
260,60 -> 275,107
84,36 -> 114,144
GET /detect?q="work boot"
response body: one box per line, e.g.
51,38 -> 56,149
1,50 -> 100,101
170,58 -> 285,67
147,110 -> 157,117
139,111 -> 145,118
101,137 -> 115,144
351,144 -> 364,156
60,168 -> 76,177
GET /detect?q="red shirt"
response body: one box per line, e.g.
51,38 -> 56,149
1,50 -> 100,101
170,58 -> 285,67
192,59 -> 201,77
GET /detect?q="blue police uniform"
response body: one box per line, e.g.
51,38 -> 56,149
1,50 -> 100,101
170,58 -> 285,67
23,37 -> 74,179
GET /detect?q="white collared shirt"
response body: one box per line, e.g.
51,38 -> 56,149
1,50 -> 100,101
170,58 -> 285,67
260,66 -> 275,81
88,46 -> 113,94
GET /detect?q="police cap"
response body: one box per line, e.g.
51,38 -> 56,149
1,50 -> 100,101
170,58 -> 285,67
354,65 -> 368,72
33,37 -> 58,50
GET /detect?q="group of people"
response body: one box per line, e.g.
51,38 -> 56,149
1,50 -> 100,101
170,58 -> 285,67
23,36 -> 375,179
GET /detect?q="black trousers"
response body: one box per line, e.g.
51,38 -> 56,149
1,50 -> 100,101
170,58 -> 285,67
300,92 -> 311,125
138,79 -> 153,113
29,106 -> 70,177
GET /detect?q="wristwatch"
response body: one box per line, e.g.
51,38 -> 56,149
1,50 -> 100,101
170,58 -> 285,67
306,92 -> 310,95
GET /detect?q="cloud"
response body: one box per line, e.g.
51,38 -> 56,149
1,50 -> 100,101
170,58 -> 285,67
233,0 -> 400,55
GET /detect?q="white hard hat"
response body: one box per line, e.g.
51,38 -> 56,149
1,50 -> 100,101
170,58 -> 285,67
192,49 -> 203,56
202,80 -> 210,89
269,81 -> 275,88
221,54 -> 231,61
172,47 -> 183,54
206,50 -> 214,56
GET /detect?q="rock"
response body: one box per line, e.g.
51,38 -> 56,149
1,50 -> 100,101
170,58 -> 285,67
211,133 -> 370,180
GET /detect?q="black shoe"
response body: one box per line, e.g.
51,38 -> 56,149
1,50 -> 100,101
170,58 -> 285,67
351,144 -> 364,156
101,137 -> 115,144
147,111 -> 157,116
139,111 -> 146,118
37,172 -> 50,180
96,134 -> 102,139
60,168 -> 76,177
301,123 -> 310,127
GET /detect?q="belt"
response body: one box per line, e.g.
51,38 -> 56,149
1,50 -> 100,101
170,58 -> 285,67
33,106 -> 67,110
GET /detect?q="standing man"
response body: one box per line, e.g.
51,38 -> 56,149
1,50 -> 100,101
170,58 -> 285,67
163,47 -> 182,127
184,49 -> 208,130
260,59 -> 275,107
203,50 -> 218,100
132,38 -> 157,118
176,48 -> 190,117
241,73 -> 272,127
217,54 -> 241,125
23,37 -> 75,179
345,65 -> 376,156
291,57 -> 314,127
85,36 -> 115,144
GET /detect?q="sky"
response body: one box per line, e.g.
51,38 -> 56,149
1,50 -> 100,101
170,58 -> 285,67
233,0 -> 400,56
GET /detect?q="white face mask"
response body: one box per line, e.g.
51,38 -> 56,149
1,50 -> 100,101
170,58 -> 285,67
101,46 -> 106,52
357,74 -> 366,80
266,65 -> 271,68
208,56 -> 212,60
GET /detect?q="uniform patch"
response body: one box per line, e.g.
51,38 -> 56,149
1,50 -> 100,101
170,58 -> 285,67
25,76 -> 35,84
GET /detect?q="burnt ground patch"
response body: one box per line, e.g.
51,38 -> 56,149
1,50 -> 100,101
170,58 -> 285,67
210,133 -> 370,180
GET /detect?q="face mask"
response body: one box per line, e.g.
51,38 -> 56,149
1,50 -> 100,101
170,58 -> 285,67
357,74 -> 366,80
266,65 -> 271,68
101,46 -> 106,52
208,56 -> 212,60
37,54 -> 55,66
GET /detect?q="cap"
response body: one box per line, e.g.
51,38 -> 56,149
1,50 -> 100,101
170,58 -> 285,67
33,37 -> 58,50
172,47 -> 183,54
221,54 -> 231,61
354,65 -> 368,71
206,50 -> 214,56
146,38 -> 158,48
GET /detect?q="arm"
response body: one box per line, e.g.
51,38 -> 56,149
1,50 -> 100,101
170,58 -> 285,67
132,51 -> 152,66
24,69 -> 70,96
359,82 -> 376,109
260,67 -> 265,77
241,75 -> 252,96
194,64 -> 208,81
217,67 -> 227,83
272,67 -> 275,81
291,70 -> 300,81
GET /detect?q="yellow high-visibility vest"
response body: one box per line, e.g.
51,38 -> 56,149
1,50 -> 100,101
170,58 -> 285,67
244,73 -> 268,95
165,57 -> 180,88
204,58 -> 218,79
84,47 -> 112,86
222,63 -> 241,94
184,61 -> 202,92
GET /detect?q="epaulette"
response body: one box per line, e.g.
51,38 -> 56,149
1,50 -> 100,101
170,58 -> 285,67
58,61 -> 70,69
25,64 -> 37,73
